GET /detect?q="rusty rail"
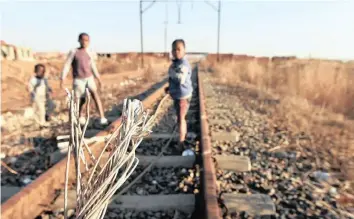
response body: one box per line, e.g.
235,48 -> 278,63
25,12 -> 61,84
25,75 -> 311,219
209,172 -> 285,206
198,67 -> 222,219
1,79 -> 169,219
2,64 -> 223,219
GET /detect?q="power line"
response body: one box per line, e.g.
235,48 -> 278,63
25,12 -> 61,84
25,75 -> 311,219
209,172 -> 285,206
141,0 -> 199,2
139,0 -> 222,67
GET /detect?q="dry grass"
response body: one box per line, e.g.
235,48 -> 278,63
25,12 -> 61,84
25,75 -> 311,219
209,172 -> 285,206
97,53 -> 168,74
201,58 -> 354,119
142,64 -> 156,82
201,56 -> 354,182
97,59 -> 125,74
97,57 -> 138,74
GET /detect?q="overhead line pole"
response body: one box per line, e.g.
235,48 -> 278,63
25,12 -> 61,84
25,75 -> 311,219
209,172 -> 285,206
140,1 -> 144,68
205,0 -> 221,62
177,0 -> 182,24
217,0 -> 221,62
164,2 -> 168,58
140,0 -> 157,68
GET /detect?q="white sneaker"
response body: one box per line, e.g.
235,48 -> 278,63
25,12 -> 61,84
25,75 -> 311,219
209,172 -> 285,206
79,117 -> 87,126
100,117 -> 108,125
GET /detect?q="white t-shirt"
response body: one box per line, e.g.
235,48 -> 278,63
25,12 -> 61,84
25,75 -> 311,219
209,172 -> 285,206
28,76 -> 51,99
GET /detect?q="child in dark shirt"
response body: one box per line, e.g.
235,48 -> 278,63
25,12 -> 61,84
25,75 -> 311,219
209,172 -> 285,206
61,32 -> 107,126
166,39 -> 193,149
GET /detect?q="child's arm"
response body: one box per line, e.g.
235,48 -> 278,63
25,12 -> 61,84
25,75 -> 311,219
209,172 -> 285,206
165,78 -> 170,93
178,63 -> 190,85
61,49 -> 75,80
60,49 -> 75,89
28,77 -> 39,93
28,79 -> 34,101
45,79 -> 53,93
166,65 -> 174,93
172,60 -> 191,85
27,80 -> 33,93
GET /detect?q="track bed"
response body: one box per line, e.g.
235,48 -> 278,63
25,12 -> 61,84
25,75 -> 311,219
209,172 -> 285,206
200,72 -> 352,219
1,64 -> 208,219
1,78 -> 166,188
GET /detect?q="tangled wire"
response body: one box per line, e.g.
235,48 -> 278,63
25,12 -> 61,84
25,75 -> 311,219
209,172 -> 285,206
64,88 -> 157,219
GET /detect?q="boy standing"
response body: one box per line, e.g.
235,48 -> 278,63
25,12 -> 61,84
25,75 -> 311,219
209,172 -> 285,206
166,39 -> 193,149
60,32 -> 108,126
28,64 -> 52,127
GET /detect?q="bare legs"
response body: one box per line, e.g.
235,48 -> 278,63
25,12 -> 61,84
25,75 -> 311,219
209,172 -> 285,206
78,89 -> 105,119
176,98 -> 190,143
89,89 -> 105,119
179,116 -> 187,142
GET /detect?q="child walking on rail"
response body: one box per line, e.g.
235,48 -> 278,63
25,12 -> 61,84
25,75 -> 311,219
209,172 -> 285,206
166,39 -> 193,149
28,64 -> 54,128
60,32 -> 108,126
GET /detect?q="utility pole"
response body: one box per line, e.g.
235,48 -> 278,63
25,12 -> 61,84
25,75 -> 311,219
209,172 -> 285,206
139,0 -> 156,68
141,0 -> 218,64
205,0 -> 221,62
177,0 -> 182,24
217,0 -> 221,62
140,1 -> 144,68
164,2 -> 168,58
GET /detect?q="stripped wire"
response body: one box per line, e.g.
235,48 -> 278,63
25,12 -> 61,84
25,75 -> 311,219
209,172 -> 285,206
64,89 -> 169,219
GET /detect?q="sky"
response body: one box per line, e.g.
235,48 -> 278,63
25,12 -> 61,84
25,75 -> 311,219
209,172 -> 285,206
0,0 -> 353,60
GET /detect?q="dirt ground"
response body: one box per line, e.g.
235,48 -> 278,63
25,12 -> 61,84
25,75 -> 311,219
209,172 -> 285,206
1,56 -> 169,113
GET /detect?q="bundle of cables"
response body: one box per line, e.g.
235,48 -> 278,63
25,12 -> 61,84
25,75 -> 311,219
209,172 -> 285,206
63,88 -> 156,219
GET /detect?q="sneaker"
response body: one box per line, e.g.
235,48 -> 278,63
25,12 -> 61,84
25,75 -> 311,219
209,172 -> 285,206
175,141 -> 185,151
183,139 -> 194,149
178,140 -> 193,150
99,117 -> 108,125
182,149 -> 195,157
79,117 -> 87,126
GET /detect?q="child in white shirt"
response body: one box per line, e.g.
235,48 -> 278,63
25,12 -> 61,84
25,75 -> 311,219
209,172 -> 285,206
28,64 -> 53,127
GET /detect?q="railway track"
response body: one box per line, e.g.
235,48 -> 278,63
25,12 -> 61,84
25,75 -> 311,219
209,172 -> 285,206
1,63 -> 279,219
200,74 -> 276,219
1,76 -> 166,188
199,71 -> 354,218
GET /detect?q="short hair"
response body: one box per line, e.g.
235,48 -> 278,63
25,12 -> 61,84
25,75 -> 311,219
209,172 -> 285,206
34,64 -> 45,72
172,39 -> 185,48
78,32 -> 89,40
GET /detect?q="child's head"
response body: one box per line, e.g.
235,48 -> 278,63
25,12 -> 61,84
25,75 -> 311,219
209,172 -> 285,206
34,64 -> 46,78
78,32 -> 90,48
172,39 -> 185,60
